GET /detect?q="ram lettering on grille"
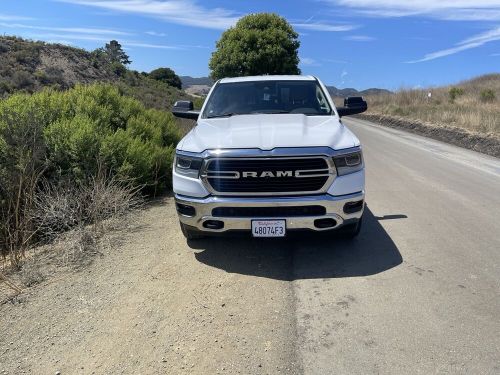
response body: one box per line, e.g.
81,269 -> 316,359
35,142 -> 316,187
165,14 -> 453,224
241,170 -> 293,178
202,157 -> 334,194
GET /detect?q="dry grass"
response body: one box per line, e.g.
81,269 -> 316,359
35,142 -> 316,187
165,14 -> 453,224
32,174 -> 143,243
364,74 -> 500,135
0,173 -> 143,300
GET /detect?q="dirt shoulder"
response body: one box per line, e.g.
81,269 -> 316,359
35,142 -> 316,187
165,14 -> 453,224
356,113 -> 500,158
1,198 -> 299,375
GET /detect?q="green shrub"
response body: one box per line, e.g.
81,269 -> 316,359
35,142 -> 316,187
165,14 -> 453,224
44,114 -> 105,179
148,67 -> 182,89
0,80 -> 12,95
193,96 -> 205,110
0,107 -> 47,261
13,50 -> 34,64
0,42 -> 9,53
0,83 -> 181,193
12,70 -> 34,90
43,67 -> 65,86
111,62 -> 127,77
448,87 -> 464,102
480,89 -> 495,103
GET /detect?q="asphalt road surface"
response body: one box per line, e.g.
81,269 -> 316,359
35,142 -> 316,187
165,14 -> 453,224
293,117 -> 500,374
2,117 -> 499,374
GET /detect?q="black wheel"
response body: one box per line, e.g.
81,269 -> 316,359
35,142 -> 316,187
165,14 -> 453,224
340,217 -> 363,238
180,222 -> 205,240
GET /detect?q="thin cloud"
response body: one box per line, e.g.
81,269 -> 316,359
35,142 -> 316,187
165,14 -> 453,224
47,40 -> 74,45
24,32 -> 112,42
22,32 -> 199,50
123,42 -> 182,50
407,26 -> 500,63
57,0 -> 240,30
300,57 -> 321,66
325,1 -> 500,21
0,22 -> 130,35
293,22 -> 358,32
323,58 -> 349,64
0,13 -> 34,21
340,69 -> 348,86
491,53 -> 500,56
343,35 -> 375,42
145,31 -> 167,37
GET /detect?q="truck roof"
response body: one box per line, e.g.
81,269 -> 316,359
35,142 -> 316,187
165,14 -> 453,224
218,75 -> 316,84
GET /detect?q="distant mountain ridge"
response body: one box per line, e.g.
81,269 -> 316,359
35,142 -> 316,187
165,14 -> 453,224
180,76 -> 213,89
180,76 -> 390,97
326,86 -> 392,98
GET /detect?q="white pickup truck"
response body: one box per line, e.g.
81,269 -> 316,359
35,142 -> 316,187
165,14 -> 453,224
171,75 -> 367,240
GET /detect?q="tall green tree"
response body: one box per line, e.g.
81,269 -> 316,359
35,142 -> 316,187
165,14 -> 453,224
103,40 -> 131,65
148,67 -> 182,89
209,13 -> 301,80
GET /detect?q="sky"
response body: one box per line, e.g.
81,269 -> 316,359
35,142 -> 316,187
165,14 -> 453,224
1,0 -> 499,90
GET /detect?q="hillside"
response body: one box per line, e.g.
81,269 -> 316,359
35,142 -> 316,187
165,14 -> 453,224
356,74 -> 500,157
0,36 -> 111,93
364,74 -> 500,135
0,36 -> 190,110
327,86 -> 391,98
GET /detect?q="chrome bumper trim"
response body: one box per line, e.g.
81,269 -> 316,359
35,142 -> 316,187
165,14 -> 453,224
175,192 -> 364,233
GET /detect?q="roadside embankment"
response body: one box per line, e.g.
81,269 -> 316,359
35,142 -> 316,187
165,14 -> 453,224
356,113 -> 500,158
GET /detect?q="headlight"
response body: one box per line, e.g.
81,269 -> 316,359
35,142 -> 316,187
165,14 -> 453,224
333,150 -> 363,176
174,153 -> 203,178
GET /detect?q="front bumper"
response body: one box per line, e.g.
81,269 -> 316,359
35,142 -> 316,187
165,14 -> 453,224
175,192 -> 364,233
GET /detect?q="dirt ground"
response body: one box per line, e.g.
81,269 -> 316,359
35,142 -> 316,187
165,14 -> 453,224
1,197 -> 299,375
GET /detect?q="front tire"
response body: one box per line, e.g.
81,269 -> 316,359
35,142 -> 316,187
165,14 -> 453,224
180,222 -> 205,240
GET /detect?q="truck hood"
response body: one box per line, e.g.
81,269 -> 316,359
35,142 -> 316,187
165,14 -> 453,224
177,114 -> 359,152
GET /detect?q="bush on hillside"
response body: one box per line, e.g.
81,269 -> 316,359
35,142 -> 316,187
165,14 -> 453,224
480,89 -> 495,103
0,107 -> 47,263
149,67 -> 182,89
117,75 -> 192,111
448,87 -> 464,102
12,70 -> 34,90
111,62 -> 127,77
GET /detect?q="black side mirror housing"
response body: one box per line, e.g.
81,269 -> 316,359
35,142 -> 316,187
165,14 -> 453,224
172,100 -> 200,120
337,96 -> 368,117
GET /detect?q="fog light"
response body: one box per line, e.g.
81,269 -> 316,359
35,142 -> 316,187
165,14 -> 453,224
314,218 -> 337,229
203,220 -> 224,230
176,203 -> 196,217
344,200 -> 364,214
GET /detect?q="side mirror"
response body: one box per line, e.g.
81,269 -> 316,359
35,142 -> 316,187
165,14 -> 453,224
172,100 -> 200,120
337,96 -> 367,117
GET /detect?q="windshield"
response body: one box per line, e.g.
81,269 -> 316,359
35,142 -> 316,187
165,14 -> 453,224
202,80 -> 332,118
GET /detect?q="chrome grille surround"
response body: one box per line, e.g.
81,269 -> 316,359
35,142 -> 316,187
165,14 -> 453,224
194,147 -> 352,196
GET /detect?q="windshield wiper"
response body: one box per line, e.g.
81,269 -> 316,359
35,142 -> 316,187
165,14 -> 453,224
207,112 -> 238,119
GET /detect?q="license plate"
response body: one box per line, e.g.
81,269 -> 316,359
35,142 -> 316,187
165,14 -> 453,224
251,220 -> 286,237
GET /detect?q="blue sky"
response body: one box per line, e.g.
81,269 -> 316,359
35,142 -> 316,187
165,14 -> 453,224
1,0 -> 499,90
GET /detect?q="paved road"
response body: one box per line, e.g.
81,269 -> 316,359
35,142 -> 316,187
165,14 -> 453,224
293,117 -> 500,374
2,117 -> 499,374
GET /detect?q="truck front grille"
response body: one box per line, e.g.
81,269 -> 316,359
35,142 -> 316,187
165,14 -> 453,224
212,205 -> 326,217
202,157 -> 334,195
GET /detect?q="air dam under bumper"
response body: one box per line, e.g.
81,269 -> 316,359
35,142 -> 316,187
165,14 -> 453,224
175,192 -> 364,233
